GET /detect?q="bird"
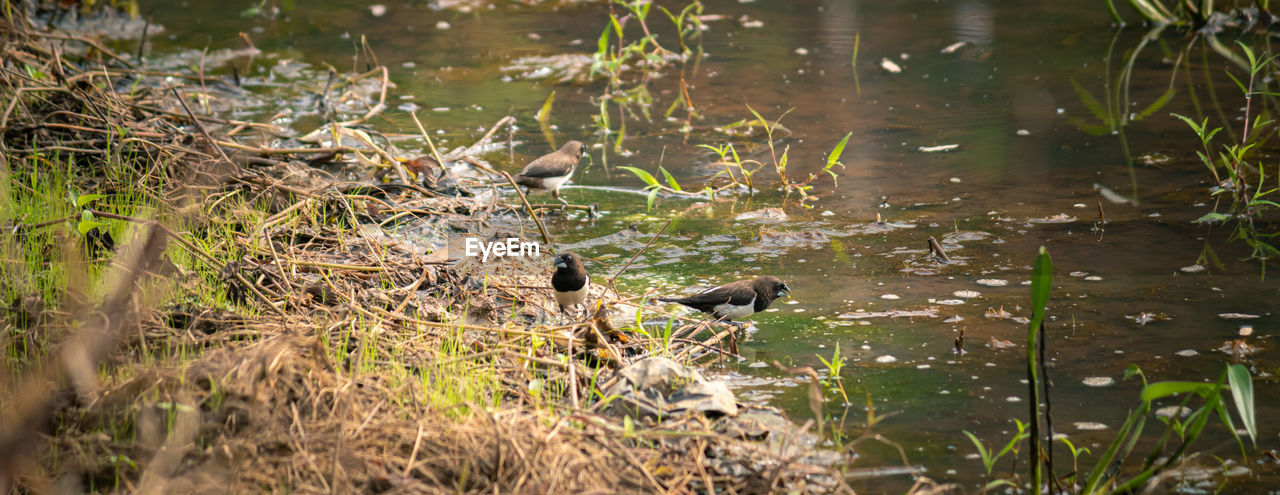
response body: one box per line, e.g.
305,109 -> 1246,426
656,276 -> 791,324
514,140 -> 586,205
551,252 -> 590,320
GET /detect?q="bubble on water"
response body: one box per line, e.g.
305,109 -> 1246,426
875,355 -> 898,363
748,361 -> 769,368
1155,406 -> 1191,419
1180,264 -> 1206,274
1082,376 -> 1113,387
953,290 -> 981,298
976,279 -> 1008,287
937,299 -> 965,305
1006,396 -> 1022,402
881,294 -> 900,300
916,364 -> 931,369
1069,271 -> 1087,277
1085,276 -> 1103,281
1075,422 -> 1108,431
1239,326 -> 1254,336
1175,349 -> 1198,357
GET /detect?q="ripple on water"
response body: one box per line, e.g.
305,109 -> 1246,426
1029,214 -> 1077,224
941,230 -> 992,243
735,208 -> 788,221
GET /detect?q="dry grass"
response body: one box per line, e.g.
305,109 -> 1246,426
0,5 -> 856,494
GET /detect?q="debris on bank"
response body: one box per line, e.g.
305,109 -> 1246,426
0,5 -> 863,494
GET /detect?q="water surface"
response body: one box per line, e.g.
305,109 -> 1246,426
147,0 -> 1279,491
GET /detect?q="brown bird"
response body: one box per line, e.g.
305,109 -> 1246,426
657,276 -> 791,324
514,140 -> 586,205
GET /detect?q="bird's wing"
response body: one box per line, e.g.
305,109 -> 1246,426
518,156 -> 573,178
685,281 -> 756,306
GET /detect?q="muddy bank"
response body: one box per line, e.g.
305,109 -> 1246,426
0,5 -> 873,494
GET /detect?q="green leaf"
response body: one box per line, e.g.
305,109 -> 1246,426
75,193 -> 107,208
537,91 -> 556,149
77,216 -> 110,236
1236,40 -> 1259,72
1227,364 -> 1257,445
1139,381 -> 1217,402
1247,199 -> 1280,210
659,166 -> 682,191
745,104 -> 769,133
1132,88 -> 1176,122
1194,212 -> 1232,224
646,188 -> 659,211
962,430 -> 993,469
1170,113 -> 1204,135
619,166 -> 659,188
610,14 -> 624,38
827,132 -> 852,169
1069,76 -> 1111,124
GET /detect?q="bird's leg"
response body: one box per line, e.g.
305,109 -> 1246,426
553,189 -> 568,208
558,305 -> 566,325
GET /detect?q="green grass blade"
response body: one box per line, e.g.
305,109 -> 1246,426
1227,364 -> 1257,445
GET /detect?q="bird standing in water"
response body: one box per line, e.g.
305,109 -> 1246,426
657,276 -> 791,325
551,252 -> 590,321
514,140 -> 586,206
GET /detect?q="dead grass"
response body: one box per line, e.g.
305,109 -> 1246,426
0,5 -> 856,494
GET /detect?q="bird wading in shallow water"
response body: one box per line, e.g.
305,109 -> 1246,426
551,252 -> 590,321
657,276 -> 791,325
514,140 -> 586,206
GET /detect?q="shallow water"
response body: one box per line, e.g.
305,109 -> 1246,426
148,0 -> 1278,491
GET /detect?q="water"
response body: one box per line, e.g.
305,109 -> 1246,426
147,0 -> 1278,491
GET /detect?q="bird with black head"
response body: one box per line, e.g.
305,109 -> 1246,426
656,276 -> 791,325
550,252 -> 590,321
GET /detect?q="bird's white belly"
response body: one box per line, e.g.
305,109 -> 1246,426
541,175 -> 571,192
712,300 -> 754,320
554,277 -> 589,307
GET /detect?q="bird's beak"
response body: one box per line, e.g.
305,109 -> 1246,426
779,285 -> 792,300
553,260 -> 567,269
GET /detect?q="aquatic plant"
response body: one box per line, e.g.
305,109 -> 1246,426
1174,42 -> 1280,275
968,246 -> 1259,493
591,0 -> 705,156
618,110 -> 849,208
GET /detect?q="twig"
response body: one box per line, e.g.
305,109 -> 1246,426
408,111 -> 448,170
927,236 -> 950,263
609,218 -> 672,287
502,171 -> 554,249
568,334 -> 580,409
171,87 -> 235,168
